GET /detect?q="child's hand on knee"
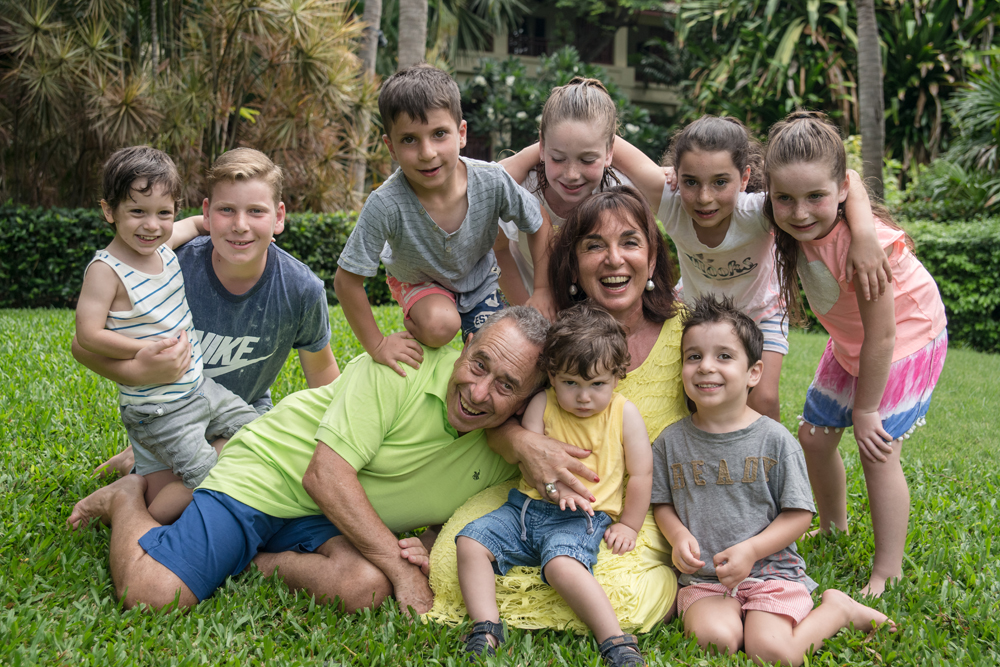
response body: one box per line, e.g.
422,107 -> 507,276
555,483 -> 594,515
604,523 -> 638,555
713,542 -> 755,589
672,536 -> 704,574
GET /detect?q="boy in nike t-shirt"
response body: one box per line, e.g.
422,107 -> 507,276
73,148 -> 339,483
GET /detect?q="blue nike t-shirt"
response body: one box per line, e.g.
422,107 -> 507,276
175,236 -> 331,412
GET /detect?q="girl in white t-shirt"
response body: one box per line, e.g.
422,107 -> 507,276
611,115 -> 890,421
495,78 -> 632,304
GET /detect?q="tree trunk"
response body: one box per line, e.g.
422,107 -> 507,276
397,0 -> 427,69
359,0 -> 383,75
351,0 -> 383,196
857,0 -> 884,199
151,0 -> 159,72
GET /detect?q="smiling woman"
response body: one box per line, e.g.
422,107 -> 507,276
427,186 -> 689,633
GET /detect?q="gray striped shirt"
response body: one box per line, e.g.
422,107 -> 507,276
338,157 -> 543,313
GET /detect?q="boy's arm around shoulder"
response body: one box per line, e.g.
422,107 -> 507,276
168,215 -> 206,249
604,400 -> 652,554
75,262 -> 149,360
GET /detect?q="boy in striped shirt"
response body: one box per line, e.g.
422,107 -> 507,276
74,146 -> 258,525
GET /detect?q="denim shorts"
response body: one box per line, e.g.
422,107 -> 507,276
457,488 -> 613,584
139,489 -> 342,601
121,376 -> 260,487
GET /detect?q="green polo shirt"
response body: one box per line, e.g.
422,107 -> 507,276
199,346 -> 519,532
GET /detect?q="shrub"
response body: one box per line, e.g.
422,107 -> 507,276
0,206 -> 392,310
907,218 -> 1000,354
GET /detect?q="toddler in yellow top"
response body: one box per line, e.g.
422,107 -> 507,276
456,303 -> 652,666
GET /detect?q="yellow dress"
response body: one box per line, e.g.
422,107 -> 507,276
424,315 -> 688,633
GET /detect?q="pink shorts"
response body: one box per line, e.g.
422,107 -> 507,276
678,579 -> 815,626
386,276 -> 455,319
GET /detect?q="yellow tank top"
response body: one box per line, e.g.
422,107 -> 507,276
519,389 -> 628,518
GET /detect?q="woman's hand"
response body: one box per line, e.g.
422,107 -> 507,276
513,430 -> 597,502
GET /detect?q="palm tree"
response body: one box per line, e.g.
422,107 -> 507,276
396,0 -> 427,68
857,0 -> 884,199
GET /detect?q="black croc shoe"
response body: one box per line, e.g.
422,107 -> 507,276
598,633 -> 645,667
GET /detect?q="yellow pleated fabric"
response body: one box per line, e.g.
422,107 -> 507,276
424,316 -> 689,633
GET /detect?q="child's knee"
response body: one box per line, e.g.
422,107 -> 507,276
745,635 -> 799,667
686,617 -> 742,655
408,298 -> 461,347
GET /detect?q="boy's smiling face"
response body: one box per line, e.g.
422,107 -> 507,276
203,178 -> 285,268
102,180 -> 176,261
681,321 -> 763,413
383,108 -> 467,196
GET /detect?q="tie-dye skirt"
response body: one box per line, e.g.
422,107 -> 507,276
799,330 -> 948,441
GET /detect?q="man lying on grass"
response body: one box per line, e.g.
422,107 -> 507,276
68,307 -> 548,614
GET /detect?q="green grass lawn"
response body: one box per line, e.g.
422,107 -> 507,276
2,307 -> 998,666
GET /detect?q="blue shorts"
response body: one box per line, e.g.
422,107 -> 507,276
138,490 -> 341,601
456,488 -> 613,584
460,289 -> 505,342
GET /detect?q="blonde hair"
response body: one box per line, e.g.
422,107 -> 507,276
534,77 -> 620,194
205,148 -> 284,204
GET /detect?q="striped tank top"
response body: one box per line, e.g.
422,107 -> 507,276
87,246 -> 204,405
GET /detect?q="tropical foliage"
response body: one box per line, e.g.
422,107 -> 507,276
0,0 -> 382,210
654,0 -> 998,177
461,46 -> 671,161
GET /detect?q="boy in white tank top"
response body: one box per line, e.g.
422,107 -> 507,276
72,146 -> 258,527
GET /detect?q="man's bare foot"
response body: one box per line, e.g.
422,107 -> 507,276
67,474 -> 147,530
821,589 -> 895,633
92,446 -> 135,479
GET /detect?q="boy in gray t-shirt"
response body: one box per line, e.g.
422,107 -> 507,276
652,295 -> 893,666
335,65 -> 553,378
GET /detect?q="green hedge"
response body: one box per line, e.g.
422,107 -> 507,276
907,218 -> 1000,354
2,206 -> 998,353
0,206 -> 392,310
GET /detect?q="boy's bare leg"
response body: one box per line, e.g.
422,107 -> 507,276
683,595 -> 745,655
798,424 -> 849,532
859,442 -> 908,597
143,437 -> 227,515
742,589 -> 893,667
93,445 -> 135,478
405,295 -> 462,348
747,351 -> 783,422
66,475 -> 199,609
543,556 -> 622,643
252,536 -> 395,613
456,537 -> 501,625
147,480 -> 194,525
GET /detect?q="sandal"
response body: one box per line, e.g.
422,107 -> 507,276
464,619 -> 505,660
598,634 -> 645,667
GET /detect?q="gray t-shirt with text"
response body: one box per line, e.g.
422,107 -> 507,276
652,416 -> 817,590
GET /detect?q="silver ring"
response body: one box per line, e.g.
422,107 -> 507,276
545,482 -> 558,496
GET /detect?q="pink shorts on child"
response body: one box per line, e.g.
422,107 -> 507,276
678,579 -> 815,626
386,276 -> 455,319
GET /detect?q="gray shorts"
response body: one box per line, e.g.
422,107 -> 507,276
121,377 -> 260,488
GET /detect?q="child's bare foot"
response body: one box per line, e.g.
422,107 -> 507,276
860,573 -> 897,598
821,589 -> 895,633
92,445 -> 135,479
67,474 -> 147,530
